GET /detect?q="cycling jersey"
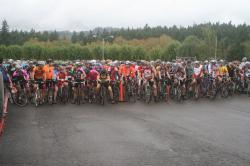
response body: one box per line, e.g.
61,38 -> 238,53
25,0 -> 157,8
33,67 -> 44,80
193,65 -> 203,78
13,69 -> 29,81
219,66 -> 228,75
186,66 -> 194,78
57,72 -> 66,80
109,67 -> 119,81
100,69 -> 108,80
89,69 -> 99,81
120,66 -> 135,78
43,65 -> 54,80
160,67 -> 166,78
143,67 -> 153,80
75,70 -> 84,80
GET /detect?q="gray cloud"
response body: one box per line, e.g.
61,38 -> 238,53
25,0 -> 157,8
0,0 -> 249,31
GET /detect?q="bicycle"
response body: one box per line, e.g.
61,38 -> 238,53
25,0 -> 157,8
11,79 -> 28,107
207,76 -> 217,100
170,78 -> 183,102
46,80 -> 54,105
99,80 -> 108,105
158,78 -> 168,102
144,80 -> 153,104
73,80 -> 85,105
58,80 -> 68,104
124,77 -> 136,103
111,80 -> 120,103
33,80 -> 44,107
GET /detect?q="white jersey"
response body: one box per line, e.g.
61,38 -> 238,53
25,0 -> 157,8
194,65 -> 202,76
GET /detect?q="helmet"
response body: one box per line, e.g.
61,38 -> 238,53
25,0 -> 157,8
8,59 -> 14,64
211,60 -> 216,63
46,59 -> 52,63
242,57 -> 247,62
37,61 -> 44,66
125,61 -> 130,65
155,59 -> 161,63
16,64 -> 22,69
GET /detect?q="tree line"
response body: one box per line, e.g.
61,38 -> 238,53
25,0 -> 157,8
1,20 -> 250,61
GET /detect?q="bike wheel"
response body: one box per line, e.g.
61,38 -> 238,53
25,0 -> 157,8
145,85 -> 151,104
48,89 -> 53,105
130,86 -> 136,103
100,86 -> 105,105
176,87 -> 182,102
13,90 -> 28,107
77,87 -> 81,105
221,86 -> 229,98
194,85 -> 200,100
113,86 -> 119,103
209,85 -> 217,100
62,86 -> 68,104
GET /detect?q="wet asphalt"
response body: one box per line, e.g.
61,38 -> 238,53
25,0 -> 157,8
0,96 -> 250,166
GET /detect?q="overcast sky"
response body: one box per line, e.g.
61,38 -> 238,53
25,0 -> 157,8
0,0 -> 249,31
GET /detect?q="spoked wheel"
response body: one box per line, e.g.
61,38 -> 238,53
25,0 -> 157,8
34,89 -> 42,107
145,85 -> 151,104
12,90 -> 28,107
113,86 -> 119,103
176,87 -> 182,102
194,85 -> 200,101
130,86 -> 137,103
209,85 -> 217,100
47,88 -> 53,105
76,87 -> 82,105
62,86 -> 68,104
100,85 -> 106,105
221,86 -> 229,98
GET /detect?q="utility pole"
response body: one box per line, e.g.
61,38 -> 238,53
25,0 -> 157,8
102,38 -> 105,60
101,35 -> 114,60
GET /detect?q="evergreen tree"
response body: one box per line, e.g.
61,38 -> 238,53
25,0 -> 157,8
0,20 -> 10,45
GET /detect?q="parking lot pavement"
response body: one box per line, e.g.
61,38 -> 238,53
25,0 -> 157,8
1,96 -> 250,166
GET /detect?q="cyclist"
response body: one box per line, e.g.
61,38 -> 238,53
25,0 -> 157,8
12,65 -> 30,96
142,61 -> 157,101
218,60 -> 229,83
57,66 -> 68,99
31,61 -> 46,102
96,68 -> 115,104
73,62 -> 86,104
43,59 -> 56,103
0,58 -> 13,116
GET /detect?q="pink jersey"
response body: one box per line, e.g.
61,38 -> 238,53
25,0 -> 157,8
13,69 -> 29,80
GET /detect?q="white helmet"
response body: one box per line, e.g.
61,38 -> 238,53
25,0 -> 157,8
242,57 -> 247,62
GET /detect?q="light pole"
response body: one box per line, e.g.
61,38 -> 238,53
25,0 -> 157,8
92,35 -> 114,60
102,38 -> 105,60
102,35 -> 114,60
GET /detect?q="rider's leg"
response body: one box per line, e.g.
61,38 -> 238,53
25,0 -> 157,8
54,84 -> 58,103
108,85 -> 114,103
81,84 -> 85,104
3,87 -> 9,114
96,83 -> 101,94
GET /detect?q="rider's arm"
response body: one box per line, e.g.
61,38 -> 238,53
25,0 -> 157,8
43,72 -> 46,81
97,74 -> 100,82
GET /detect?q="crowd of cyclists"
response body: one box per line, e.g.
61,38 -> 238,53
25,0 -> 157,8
0,56 -> 250,114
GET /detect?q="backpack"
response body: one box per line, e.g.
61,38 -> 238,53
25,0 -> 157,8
0,66 -> 9,82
